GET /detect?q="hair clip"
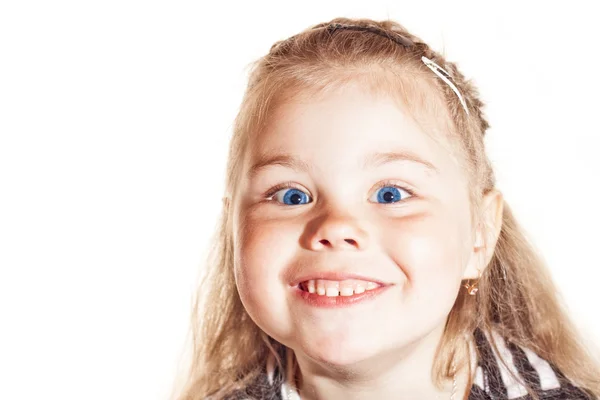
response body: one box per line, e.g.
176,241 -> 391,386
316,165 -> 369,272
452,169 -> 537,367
421,56 -> 469,116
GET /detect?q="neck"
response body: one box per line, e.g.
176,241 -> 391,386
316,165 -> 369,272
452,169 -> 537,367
291,325 -> 472,400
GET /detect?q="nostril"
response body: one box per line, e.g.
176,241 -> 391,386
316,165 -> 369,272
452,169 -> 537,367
318,239 -> 358,247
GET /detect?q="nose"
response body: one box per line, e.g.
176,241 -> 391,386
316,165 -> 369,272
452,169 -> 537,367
307,214 -> 369,251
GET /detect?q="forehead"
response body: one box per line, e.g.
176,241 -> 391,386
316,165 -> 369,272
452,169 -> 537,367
245,82 -> 462,179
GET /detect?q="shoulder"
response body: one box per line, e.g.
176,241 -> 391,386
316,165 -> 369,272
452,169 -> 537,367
469,327 -> 596,399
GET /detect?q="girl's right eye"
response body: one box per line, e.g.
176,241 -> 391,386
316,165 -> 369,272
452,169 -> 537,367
267,186 -> 312,205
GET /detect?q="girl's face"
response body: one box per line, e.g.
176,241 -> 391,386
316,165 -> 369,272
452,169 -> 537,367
232,82 -> 480,368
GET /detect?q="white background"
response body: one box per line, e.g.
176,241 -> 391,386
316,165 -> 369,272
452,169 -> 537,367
1,1 -> 599,399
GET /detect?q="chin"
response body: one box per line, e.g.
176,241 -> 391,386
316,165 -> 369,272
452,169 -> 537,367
296,332 -> 383,368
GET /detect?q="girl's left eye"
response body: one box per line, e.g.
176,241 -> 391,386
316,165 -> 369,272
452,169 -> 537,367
369,183 -> 414,204
265,181 -> 414,206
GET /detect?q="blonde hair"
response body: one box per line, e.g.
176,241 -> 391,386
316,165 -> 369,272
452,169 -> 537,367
172,17 -> 600,400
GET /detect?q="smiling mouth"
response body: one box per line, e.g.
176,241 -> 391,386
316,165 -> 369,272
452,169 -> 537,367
293,278 -> 391,308
297,278 -> 383,297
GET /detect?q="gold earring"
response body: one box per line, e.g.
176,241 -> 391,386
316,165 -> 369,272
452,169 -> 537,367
463,280 -> 479,295
463,267 -> 482,296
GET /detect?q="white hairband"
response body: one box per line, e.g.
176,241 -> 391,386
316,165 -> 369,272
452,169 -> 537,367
421,56 -> 469,116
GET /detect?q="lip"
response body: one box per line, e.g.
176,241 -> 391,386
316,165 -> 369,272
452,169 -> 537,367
290,283 -> 391,308
289,272 -> 390,287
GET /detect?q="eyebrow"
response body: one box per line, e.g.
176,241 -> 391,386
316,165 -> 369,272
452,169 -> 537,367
247,149 -> 439,179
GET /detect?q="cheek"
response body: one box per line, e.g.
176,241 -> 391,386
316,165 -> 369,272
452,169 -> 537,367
381,211 -> 468,291
375,211 -> 470,335
234,214 -> 295,279
233,213 -> 298,336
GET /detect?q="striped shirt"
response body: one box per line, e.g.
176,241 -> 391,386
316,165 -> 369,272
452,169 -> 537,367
225,328 -> 596,399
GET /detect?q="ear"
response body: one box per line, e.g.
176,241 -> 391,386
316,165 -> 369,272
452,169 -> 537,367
462,189 -> 504,280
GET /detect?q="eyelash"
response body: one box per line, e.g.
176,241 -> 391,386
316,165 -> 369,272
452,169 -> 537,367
264,179 -> 416,205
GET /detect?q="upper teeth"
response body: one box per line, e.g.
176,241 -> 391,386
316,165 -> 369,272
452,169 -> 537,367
300,279 -> 380,297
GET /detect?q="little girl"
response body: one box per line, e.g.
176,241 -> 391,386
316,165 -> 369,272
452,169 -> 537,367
174,17 -> 600,400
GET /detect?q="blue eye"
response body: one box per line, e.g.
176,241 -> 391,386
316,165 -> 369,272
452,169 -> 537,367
271,187 -> 311,205
370,185 -> 412,204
